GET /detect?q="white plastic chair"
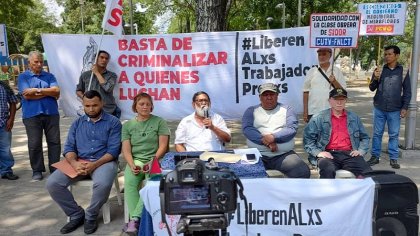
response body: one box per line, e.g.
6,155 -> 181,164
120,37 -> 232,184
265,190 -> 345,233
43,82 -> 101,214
67,176 -> 122,224
335,169 -> 356,179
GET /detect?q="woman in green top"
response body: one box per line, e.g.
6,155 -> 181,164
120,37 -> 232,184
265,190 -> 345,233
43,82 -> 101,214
121,92 -> 170,233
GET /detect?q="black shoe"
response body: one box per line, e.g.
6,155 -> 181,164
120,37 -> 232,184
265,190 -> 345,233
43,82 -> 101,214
2,172 -> 19,180
84,219 -> 98,234
367,156 -> 379,166
60,216 -> 85,234
390,159 -> 400,169
32,172 -> 43,181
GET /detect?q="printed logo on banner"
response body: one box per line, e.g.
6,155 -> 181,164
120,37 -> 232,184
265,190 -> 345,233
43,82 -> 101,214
82,37 -> 98,73
366,25 -> 394,33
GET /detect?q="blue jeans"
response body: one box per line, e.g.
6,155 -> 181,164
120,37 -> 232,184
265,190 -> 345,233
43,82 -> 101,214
371,107 -> 401,160
0,126 -> 15,176
46,161 -> 117,220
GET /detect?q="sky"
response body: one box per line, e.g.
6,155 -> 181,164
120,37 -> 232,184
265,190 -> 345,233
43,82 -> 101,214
41,0 -> 64,26
40,0 -> 170,33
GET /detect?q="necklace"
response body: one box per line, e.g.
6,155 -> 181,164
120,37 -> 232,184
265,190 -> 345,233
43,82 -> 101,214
136,115 -> 152,137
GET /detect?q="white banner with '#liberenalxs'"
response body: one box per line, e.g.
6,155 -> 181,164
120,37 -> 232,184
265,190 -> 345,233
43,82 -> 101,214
42,28 -> 319,120
141,178 -> 375,236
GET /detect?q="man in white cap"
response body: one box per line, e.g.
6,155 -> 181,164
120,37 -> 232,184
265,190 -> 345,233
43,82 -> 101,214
242,83 -> 310,178
302,48 -> 347,166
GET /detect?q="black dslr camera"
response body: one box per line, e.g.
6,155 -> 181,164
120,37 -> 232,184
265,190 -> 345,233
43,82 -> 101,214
160,158 -> 237,215
160,158 -> 241,236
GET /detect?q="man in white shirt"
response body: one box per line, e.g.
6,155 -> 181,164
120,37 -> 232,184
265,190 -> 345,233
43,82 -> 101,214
174,91 -> 231,152
303,48 -> 347,122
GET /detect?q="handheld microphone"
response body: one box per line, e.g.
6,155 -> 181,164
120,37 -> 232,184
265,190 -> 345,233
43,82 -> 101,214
202,106 -> 209,129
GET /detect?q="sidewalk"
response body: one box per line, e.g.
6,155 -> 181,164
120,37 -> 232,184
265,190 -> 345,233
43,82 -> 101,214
0,78 -> 419,235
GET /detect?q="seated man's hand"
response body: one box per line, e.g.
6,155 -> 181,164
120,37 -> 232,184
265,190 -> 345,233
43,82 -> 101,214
262,134 -> 275,146
74,162 -> 88,175
317,151 -> 333,159
350,150 -> 362,157
268,143 -> 278,152
84,162 -> 98,174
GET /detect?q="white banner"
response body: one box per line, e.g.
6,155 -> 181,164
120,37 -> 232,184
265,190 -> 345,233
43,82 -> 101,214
141,178 -> 375,236
358,2 -> 407,36
310,13 -> 361,48
42,28 -> 318,120
0,24 -> 8,57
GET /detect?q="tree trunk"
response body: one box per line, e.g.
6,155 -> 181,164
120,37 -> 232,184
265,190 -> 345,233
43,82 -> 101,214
195,0 -> 228,32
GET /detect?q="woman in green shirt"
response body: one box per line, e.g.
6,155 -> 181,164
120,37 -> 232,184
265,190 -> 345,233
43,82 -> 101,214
121,92 -> 170,233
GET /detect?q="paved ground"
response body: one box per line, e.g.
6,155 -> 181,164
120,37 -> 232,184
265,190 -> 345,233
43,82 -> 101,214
1,78 -> 419,235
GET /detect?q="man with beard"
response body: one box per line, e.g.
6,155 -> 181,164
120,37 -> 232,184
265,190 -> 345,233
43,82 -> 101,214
76,50 -> 120,118
46,90 -> 121,234
242,83 -> 310,178
175,91 -> 231,151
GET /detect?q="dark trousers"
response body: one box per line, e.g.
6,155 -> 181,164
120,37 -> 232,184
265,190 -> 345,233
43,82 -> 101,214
23,114 -> 61,173
318,151 -> 372,179
262,150 -> 310,178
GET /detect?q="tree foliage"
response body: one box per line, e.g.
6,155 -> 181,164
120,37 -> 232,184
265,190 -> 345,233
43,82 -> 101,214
1,0 -> 417,69
0,0 -> 60,54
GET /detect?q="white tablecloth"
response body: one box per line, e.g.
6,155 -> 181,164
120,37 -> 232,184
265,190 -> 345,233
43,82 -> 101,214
140,178 -> 375,236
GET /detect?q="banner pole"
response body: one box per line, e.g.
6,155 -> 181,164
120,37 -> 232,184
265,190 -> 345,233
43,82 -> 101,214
87,27 -> 106,91
331,48 -> 335,76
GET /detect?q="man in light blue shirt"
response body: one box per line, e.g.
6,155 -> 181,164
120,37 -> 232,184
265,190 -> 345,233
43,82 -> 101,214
46,90 -> 121,235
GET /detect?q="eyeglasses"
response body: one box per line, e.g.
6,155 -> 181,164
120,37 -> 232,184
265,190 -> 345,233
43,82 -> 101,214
195,99 -> 209,104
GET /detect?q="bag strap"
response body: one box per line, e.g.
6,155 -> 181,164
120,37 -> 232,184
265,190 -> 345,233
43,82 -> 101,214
317,66 -> 336,89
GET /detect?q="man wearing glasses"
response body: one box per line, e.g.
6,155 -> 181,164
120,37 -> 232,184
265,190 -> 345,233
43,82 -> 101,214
242,83 -> 310,178
175,91 -> 231,152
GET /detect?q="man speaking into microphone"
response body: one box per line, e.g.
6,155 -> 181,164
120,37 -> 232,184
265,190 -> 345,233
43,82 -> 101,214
175,91 -> 231,152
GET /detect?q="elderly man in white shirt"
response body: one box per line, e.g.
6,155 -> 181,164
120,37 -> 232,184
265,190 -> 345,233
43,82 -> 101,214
174,91 -> 231,152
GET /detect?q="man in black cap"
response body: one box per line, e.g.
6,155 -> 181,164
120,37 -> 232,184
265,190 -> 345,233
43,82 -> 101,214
302,48 -> 347,167
303,88 -> 372,178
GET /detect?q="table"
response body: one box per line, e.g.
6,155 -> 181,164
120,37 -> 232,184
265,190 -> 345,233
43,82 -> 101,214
160,151 -> 268,178
139,177 -> 376,236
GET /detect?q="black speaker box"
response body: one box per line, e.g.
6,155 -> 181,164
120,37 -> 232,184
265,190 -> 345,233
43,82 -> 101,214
369,172 -> 419,236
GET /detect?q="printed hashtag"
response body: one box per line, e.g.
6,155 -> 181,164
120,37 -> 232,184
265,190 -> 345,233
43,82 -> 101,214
242,37 -> 252,50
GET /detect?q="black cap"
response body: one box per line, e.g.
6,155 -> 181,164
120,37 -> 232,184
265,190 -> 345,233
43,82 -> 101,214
329,88 -> 347,98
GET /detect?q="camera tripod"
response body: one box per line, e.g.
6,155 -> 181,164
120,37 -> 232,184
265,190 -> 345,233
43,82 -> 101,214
178,214 -> 230,236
